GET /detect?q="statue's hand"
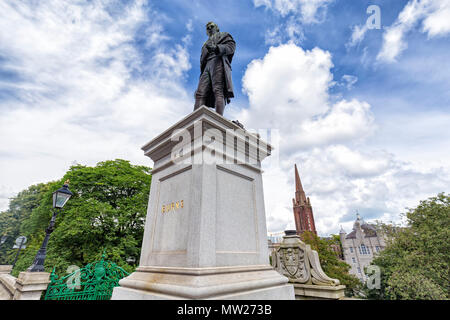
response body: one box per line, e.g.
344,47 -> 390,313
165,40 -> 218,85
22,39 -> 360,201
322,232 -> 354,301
206,43 -> 217,53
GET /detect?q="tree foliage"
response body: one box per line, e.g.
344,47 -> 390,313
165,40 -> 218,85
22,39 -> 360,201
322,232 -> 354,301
0,159 -> 151,277
0,183 -> 51,265
301,231 -> 362,296
364,193 -> 449,300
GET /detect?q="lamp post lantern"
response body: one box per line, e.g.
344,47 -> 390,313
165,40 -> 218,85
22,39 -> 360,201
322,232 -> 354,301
0,236 -> 7,264
0,236 -> 7,262
28,180 -> 73,272
126,256 -> 136,264
11,236 -> 27,271
0,235 -> 7,246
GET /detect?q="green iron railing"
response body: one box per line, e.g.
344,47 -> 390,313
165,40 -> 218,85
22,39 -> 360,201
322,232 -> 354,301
43,253 -> 129,300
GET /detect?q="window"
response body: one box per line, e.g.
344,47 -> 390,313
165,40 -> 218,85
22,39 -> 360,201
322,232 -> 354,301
376,246 -> 380,252
360,244 -> 369,255
357,267 -> 361,274
352,257 -> 356,263
350,247 -> 353,253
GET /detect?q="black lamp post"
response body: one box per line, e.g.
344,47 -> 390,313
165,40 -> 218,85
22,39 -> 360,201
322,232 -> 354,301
28,180 -> 73,272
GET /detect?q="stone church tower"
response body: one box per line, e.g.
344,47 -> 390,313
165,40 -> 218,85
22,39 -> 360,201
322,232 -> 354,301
292,164 -> 317,235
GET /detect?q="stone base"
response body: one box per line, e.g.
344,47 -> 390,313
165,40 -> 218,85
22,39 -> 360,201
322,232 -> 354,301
0,265 -> 12,274
112,265 -> 294,300
13,271 -> 50,300
0,265 -> 15,300
293,283 -> 346,300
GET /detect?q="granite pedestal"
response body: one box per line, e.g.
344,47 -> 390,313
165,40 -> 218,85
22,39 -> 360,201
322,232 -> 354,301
112,106 -> 293,299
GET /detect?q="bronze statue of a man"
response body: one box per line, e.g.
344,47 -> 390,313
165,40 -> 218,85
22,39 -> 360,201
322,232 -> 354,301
194,22 -> 235,116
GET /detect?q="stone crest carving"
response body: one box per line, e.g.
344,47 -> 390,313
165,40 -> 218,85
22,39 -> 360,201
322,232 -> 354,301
272,230 -> 340,286
278,246 -> 309,282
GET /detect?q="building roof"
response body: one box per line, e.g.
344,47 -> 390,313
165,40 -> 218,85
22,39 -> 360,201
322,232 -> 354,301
345,222 -> 378,239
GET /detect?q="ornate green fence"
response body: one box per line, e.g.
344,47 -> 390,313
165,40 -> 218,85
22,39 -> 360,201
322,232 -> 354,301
44,253 -> 129,300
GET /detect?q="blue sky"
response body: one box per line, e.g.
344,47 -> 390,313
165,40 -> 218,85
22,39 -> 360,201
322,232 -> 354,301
0,0 -> 449,236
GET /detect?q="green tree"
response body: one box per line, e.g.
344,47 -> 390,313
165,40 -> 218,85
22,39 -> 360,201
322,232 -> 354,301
301,231 -> 362,297
365,193 -> 449,300
7,159 -> 151,276
0,183 -> 51,265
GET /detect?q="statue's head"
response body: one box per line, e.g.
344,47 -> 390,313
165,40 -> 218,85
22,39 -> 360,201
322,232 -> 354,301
206,21 -> 219,37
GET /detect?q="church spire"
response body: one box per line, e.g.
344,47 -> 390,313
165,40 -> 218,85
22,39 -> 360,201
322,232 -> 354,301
295,163 -> 303,192
292,163 -> 317,235
294,164 -> 307,205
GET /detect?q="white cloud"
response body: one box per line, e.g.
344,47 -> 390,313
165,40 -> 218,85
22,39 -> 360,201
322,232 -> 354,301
265,26 -> 283,45
254,0 -> 273,8
239,44 -> 373,154
254,0 -> 333,24
263,143 -> 450,235
347,24 -> 369,48
340,74 -> 358,90
295,100 -> 374,149
378,0 -> 450,62
235,43 -> 378,234
0,0 -> 193,211
422,1 -> 450,37
377,23 -> 410,63
241,44 -> 332,125
326,145 -> 391,178
186,19 -> 194,32
264,17 -> 305,46
237,42 -> 448,236
285,17 -> 306,43
264,146 -> 393,233
257,1 -> 332,47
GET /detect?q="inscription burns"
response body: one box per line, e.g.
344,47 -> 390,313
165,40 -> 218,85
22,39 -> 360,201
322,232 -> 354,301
162,200 -> 184,214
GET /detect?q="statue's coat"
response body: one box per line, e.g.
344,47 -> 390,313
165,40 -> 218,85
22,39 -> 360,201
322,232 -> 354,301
200,32 -> 235,106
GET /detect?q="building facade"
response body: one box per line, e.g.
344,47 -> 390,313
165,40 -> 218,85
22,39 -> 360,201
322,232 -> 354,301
292,164 -> 317,235
339,214 -> 386,281
268,231 -> 284,245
